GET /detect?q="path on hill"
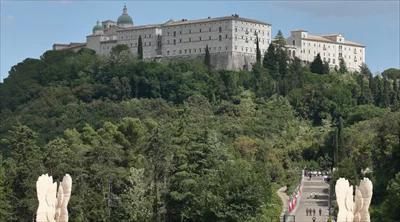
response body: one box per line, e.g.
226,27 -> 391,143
277,186 -> 289,221
293,176 -> 330,222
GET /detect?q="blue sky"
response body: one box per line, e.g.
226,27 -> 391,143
1,0 -> 399,81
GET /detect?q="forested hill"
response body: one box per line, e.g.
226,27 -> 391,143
0,44 -> 399,221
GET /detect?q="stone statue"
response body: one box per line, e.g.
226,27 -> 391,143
358,178 -> 373,222
335,177 -> 373,222
335,178 -> 349,222
353,188 -> 363,222
36,174 -> 72,222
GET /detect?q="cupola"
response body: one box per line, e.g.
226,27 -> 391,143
117,5 -> 134,28
92,20 -> 103,35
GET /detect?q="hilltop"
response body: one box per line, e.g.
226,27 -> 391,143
0,45 -> 399,221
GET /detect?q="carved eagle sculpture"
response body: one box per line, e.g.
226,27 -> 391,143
335,178 -> 373,222
36,174 -> 72,222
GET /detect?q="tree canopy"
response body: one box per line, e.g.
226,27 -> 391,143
0,47 -> 399,221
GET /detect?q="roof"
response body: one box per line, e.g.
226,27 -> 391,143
303,34 -> 365,47
53,43 -> 86,50
53,42 -> 85,47
117,24 -> 162,31
162,15 -> 271,27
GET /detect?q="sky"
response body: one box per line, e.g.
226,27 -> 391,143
1,0 -> 399,81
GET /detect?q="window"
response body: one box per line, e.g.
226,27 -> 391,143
179,31 -> 182,35
209,36 -> 211,40
173,39 -> 176,45
219,35 -> 222,41
209,27 -> 211,32
293,40 -> 295,45
199,37 -> 202,41
226,34 -> 228,39
189,49 -> 191,53
200,28 -> 202,33
173,31 -> 176,37
179,50 -> 182,54
179,39 -> 182,43
184,49 -> 187,54
167,50 -> 170,55
219,27 -> 222,33
235,27 -> 237,32
189,29 -> 191,34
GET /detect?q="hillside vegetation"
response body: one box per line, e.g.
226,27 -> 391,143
0,41 -> 399,221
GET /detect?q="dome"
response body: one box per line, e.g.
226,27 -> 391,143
92,21 -> 103,34
117,5 -> 133,26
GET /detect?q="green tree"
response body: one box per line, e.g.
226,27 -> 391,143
287,57 -> 304,89
392,79 -> 400,110
337,116 -> 345,162
204,45 -> 211,69
383,77 -> 391,107
111,44 -> 130,56
255,35 -> 261,64
5,125 -> 45,221
339,58 -> 348,73
382,68 -> 400,80
381,172 -> 400,221
360,63 -> 372,77
0,155 -> 12,221
138,35 -> 143,60
310,53 -> 324,74
374,76 -> 384,107
263,43 -> 278,79
357,75 -> 372,104
273,30 -> 286,47
323,61 -> 330,74
122,167 -> 152,222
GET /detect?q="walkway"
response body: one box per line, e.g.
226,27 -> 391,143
293,176 -> 330,222
277,186 -> 289,221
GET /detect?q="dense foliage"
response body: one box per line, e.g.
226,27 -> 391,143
0,39 -> 399,221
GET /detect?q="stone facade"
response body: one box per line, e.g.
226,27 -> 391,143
286,30 -> 365,72
53,6 -> 366,72
54,6 -> 271,70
